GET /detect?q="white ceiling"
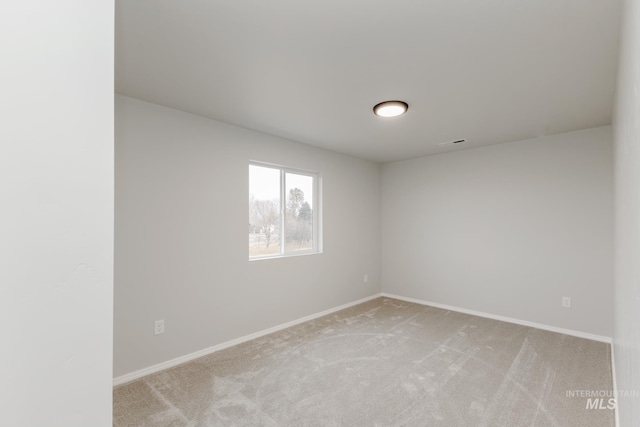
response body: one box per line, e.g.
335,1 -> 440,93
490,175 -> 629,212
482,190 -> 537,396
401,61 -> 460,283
116,0 -> 621,163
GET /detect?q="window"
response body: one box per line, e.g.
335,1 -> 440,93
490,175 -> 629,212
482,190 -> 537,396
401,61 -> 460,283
249,163 -> 320,259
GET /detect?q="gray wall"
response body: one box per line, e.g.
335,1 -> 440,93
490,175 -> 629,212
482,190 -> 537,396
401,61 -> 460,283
381,127 -> 613,337
613,0 -> 640,423
114,95 -> 381,377
2,1 -> 114,425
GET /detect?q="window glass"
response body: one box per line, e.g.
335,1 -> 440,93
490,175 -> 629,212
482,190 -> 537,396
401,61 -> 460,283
249,165 -> 281,257
285,172 -> 314,252
249,163 -> 319,259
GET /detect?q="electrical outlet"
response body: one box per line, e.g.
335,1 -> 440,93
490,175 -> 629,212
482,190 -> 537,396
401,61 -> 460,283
562,297 -> 572,308
154,320 -> 165,335
363,274 -> 368,283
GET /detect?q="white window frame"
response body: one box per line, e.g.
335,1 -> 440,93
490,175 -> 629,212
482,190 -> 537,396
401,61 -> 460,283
249,161 -> 322,260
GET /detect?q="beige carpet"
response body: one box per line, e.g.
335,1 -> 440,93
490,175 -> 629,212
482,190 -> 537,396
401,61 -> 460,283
113,297 -> 614,426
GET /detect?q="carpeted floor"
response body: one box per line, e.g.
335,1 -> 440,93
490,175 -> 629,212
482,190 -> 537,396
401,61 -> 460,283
113,297 -> 614,426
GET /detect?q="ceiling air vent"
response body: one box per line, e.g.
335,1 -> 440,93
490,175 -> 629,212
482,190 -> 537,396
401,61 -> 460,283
438,139 -> 467,147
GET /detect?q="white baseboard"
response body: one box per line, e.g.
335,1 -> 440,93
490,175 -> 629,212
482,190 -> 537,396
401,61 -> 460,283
381,293 -> 612,344
113,293 -> 382,386
115,291 -> 613,387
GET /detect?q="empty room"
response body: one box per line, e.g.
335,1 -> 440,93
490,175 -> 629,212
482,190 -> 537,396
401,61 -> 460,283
4,0 -> 640,426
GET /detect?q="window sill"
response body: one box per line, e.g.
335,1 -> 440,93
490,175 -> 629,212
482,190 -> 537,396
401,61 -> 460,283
249,251 -> 322,261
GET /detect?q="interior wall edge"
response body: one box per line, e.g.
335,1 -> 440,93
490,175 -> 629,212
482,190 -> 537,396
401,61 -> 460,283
611,343 -> 620,427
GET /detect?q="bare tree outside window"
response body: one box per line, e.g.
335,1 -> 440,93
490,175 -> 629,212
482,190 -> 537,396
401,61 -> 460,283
249,196 -> 280,254
285,175 -> 313,251
249,163 -> 319,258
249,165 -> 281,256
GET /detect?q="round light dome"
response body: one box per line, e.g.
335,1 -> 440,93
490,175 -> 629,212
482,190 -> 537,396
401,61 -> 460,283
373,100 -> 408,118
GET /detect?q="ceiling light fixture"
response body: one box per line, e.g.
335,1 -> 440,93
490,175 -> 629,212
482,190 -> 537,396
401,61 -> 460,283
373,100 -> 408,118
